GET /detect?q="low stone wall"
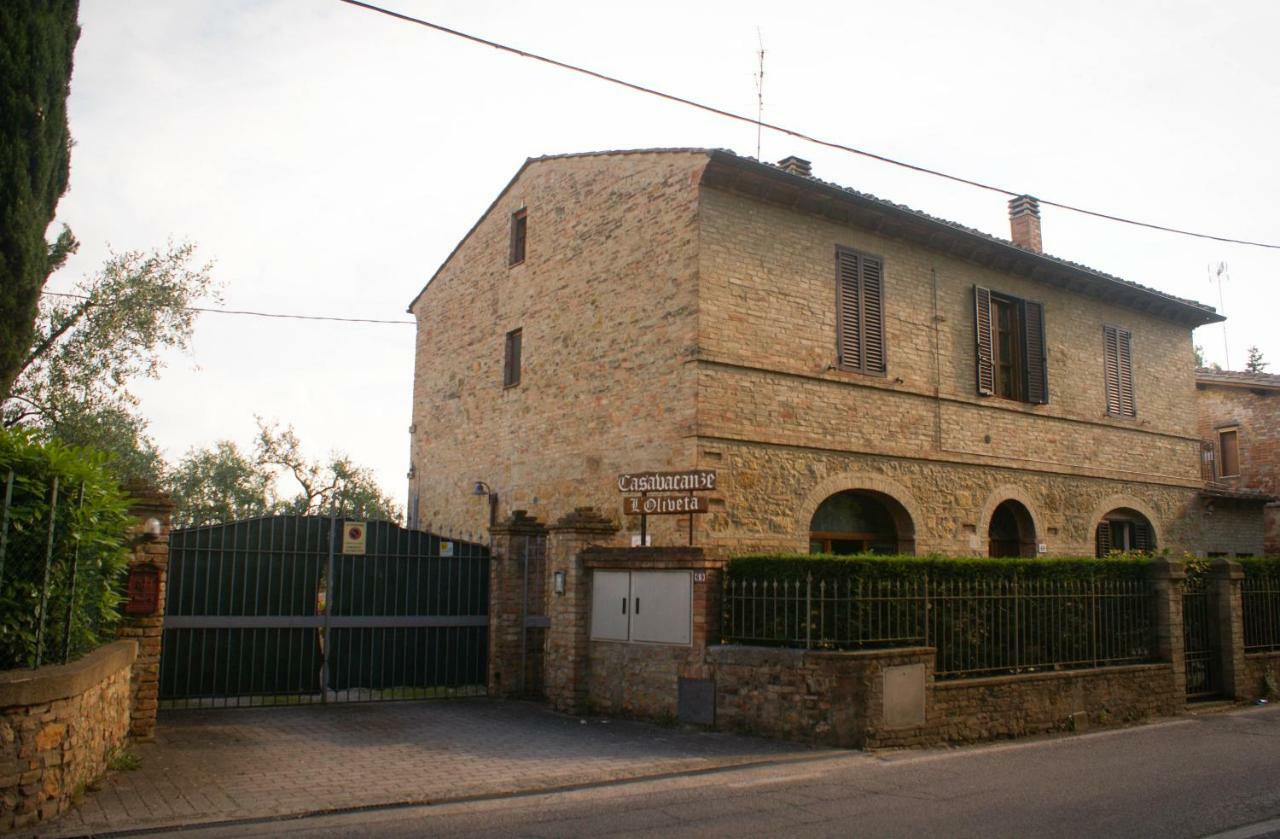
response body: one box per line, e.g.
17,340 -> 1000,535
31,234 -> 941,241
709,645 -> 934,747
876,663 -> 1180,748
588,641 -> 706,719
705,646 -> 1180,749
1242,651 -> 1280,699
0,641 -> 137,832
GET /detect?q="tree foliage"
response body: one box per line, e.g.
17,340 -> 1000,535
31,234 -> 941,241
165,440 -> 271,529
2,242 -> 215,482
0,427 -> 132,669
1246,345 -> 1268,374
0,2 -> 81,400
167,418 -> 401,528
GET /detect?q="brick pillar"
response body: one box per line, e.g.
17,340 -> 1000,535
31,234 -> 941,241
118,482 -> 174,741
1150,556 -> 1187,702
488,511 -> 546,698
1209,557 -> 1247,700
546,508 -> 620,714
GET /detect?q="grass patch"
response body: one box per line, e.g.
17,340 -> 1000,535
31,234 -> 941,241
108,747 -> 142,772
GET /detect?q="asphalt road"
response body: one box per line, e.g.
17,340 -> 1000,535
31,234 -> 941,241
139,705 -> 1280,839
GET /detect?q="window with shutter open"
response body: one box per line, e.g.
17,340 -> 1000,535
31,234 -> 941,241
835,247 -> 886,375
1103,325 -> 1136,417
973,286 -> 1047,404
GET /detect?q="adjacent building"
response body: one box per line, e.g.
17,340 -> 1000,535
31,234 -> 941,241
1196,368 -> 1280,554
408,148 -> 1254,557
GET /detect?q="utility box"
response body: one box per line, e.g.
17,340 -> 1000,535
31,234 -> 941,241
589,570 -> 692,645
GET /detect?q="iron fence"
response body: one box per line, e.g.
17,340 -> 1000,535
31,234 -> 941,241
0,469 -> 105,670
722,573 -> 1156,679
1243,573 -> 1280,653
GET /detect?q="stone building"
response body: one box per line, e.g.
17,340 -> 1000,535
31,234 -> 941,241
408,147 -> 1250,557
1196,368 -> 1280,554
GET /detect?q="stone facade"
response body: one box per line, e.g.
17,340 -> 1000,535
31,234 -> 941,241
1196,369 -> 1280,554
0,641 -> 136,832
409,148 -> 1238,556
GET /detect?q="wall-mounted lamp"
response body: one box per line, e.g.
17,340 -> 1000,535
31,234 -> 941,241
553,570 -> 566,596
472,480 -> 498,527
143,517 -> 163,542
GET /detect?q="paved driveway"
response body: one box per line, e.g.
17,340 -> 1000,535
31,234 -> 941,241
40,700 -> 821,837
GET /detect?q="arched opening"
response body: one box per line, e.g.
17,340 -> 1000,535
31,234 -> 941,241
808,490 -> 914,555
1096,508 -> 1156,556
987,499 -> 1037,557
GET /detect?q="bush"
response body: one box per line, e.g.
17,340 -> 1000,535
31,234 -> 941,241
727,552 -> 1153,583
0,428 -> 133,669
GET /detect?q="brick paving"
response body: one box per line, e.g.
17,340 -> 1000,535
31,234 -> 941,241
36,699 -> 820,837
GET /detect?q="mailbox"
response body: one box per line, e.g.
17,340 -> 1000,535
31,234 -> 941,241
125,563 -> 161,616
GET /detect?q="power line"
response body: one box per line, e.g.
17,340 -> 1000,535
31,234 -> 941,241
339,0 -> 1280,251
42,292 -> 414,325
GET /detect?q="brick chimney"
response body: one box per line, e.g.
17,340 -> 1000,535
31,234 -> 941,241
1009,195 -> 1042,253
777,155 -> 812,177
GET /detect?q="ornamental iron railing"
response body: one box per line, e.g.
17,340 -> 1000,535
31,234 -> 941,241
722,573 -> 1155,680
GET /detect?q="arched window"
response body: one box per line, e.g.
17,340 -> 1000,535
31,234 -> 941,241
1096,508 -> 1156,556
988,499 -> 1036,558
809,490 -> 910,555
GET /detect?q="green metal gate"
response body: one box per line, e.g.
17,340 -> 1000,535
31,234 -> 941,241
159,516 -> 488,708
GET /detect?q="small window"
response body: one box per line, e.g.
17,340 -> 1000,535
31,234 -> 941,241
1219,428 -> 1240,477
1103,324 -> 1136,417
974,286 -> 1047,403
834,247 -> 886,375
503,329 -> 522,387
509,209 -> 527,265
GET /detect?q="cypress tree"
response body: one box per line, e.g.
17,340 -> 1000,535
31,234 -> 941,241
0,2 -> 81,400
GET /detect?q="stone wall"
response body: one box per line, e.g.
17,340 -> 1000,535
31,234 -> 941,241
693,181 -> 1215,555
1242,652 -> 1280,699
409,150 -> 707,546
1202,498 -> 1268,557
706,645 -> 1179,749
885,664 -> 1179,748
698,438 -> 1204,556
708,645 -> 934,747
0,641 -> 136,832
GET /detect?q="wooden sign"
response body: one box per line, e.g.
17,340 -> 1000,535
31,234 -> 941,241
617,470 -> 716,493
624,495 -> 710,516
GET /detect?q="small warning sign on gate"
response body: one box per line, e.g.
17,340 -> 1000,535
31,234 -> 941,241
343,521 -> 366,555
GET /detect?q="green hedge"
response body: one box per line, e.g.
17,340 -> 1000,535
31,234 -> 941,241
1238,557 -> 1280,578
0,429 -> 133,670
728,552 -> 1154,583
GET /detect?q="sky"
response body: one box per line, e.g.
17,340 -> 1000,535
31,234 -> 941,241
52,0 -> 1280,504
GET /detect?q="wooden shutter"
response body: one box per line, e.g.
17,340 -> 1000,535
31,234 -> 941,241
1104,325 -> 1135,417
974,286 -> 995,396
1133,521 -> 1154,553
1116,328 -> 1135,416
1103,326 -> 1121,414
1021,299 -> 1048,404
860,255 -> 886,374
836,249 -> 863,370
1095,522 -> 1112,558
